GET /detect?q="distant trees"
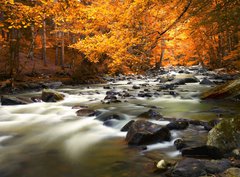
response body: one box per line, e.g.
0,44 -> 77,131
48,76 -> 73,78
0,0 -> 239,78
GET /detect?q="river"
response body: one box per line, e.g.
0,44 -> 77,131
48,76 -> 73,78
0,75 -> 239,177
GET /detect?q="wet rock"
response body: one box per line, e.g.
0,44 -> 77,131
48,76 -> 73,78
1,95 -> 31,105
171,158 -> 206,177
221,167 -> 240,177
207,117 -> 240,152
137,109 -> 163,120
171,74 -> 200,85
166,121 -> 189,130
126,120 -> 171,145
41,89 -> 64,102
96,113 -> 125,122
132,85 -> 141,89
202,119 -> 221,131
200,78 -> 215,85
172,158 -> 231,177
181,145 -> 223,159
204,159 -> 231,174
201,79 -> 240,100
76,108 -> 101,117
174,138 -> 187,150
138,92 -> 153,98
103,85 -> 112,89
169,91 -> 179,97
121,120 -> 135,132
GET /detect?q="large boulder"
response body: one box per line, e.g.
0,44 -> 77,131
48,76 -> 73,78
126,119 -> 171,145
41,89 -> 64,102
1,95 -> 31,105
207,117 -> 240,152
201,79 -> 240,100
171,74 -> 199,85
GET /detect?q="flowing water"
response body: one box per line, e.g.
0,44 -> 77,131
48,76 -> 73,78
0,77 -> 240,177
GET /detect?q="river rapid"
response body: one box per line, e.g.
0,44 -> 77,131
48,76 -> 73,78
0,73 -> 240,177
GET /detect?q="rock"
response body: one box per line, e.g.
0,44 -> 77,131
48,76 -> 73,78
207,117 -> 240,152
138,92 -> 153,98
121,120 -> 135,132
181,145 -> 223,159
171,158 -> 206,177
200,78 -> 215,85
126,120 -> 171,145
203,159 -> 231,174
201,79 -> 240,100
1,95 -> 31,105
221,167 -> 240,177
156,159 -> 169,170
137,109 -> 163,120
76,108 -> 101,117
41,89 -> 64,102
202,119 -> 221,131
171,74 -> 200,85
166,121 -> 189,130
96,113 -> 125,122
103,85 -> 112,89
174,138 -> 187,150
172,158 -> 231,177
132,85 -> 141,89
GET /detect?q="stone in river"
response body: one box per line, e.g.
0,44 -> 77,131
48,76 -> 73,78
126,119 -> 171,145
41,89 -> 64,102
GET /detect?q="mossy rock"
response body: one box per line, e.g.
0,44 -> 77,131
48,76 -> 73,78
207,116 -> 240,152
201,79 -> 240,100
41,89 -> 64,102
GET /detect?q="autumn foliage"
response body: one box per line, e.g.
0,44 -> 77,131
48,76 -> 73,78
0,0 -> 239,78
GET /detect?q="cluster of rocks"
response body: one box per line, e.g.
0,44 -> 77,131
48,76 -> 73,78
116,107 -> 240,177
1,89 -> 65,105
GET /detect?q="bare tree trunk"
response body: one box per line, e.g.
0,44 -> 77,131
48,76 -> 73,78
9,29 -> 20,78
60,32 -> 64,69
55,31 -> 59,65
28,24 -> 35,60
155,39 -> 165,69
42,17 -> 47,66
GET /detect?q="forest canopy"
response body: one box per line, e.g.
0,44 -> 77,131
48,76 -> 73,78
0,0 -> 239,78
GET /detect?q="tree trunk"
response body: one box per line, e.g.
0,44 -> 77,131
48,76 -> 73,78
55,31 -> 59,65
27,24 -> 35,60
42,17 -> 47,66
155,39 -> 165,69
60,32 -> 64,69
9,29 -> 20,77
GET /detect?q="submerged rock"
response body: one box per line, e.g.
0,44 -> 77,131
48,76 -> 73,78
126,120 -> 171,145
201,79 -> 240,100
172,158 -> 231,177
41,89 -> 64,102
137,109 -> 163,120
1,95 -> 31,105
76,108 -> 101,117
207,117 -> 240,152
